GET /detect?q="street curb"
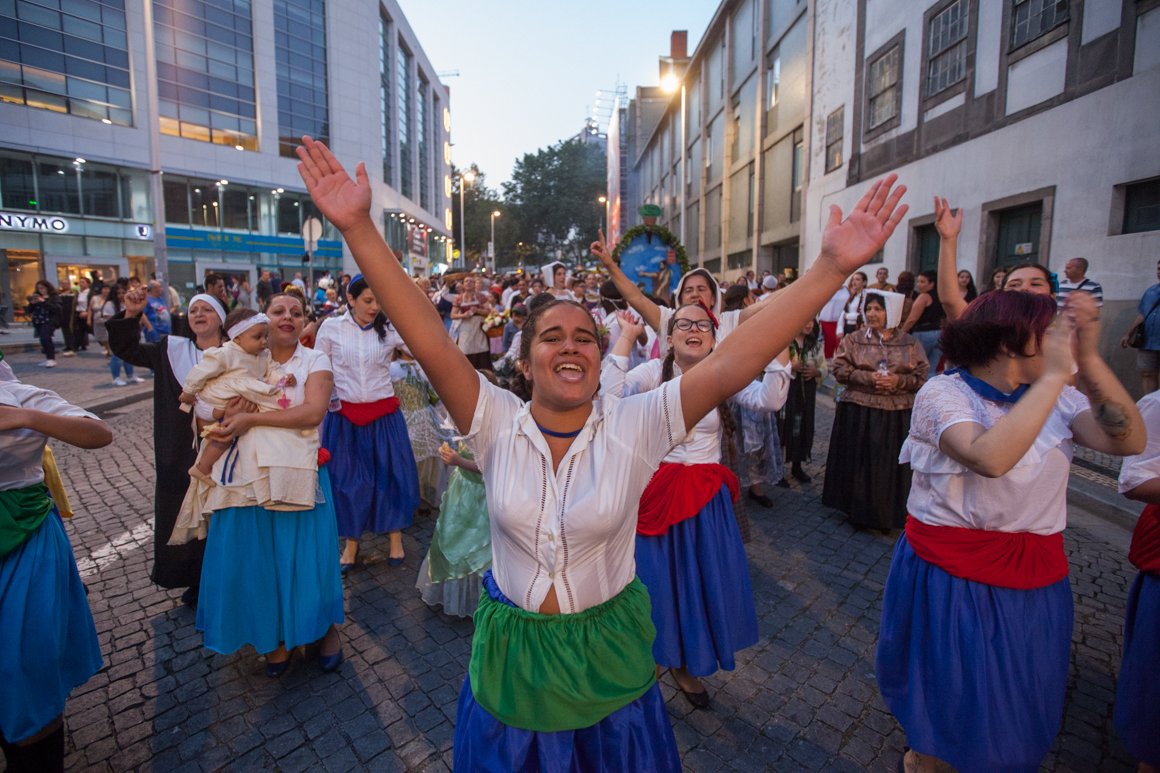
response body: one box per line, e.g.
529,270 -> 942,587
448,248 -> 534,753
0,341 -> 43,355
84,389 -> 152,416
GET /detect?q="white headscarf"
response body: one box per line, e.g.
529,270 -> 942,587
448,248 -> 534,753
188,293 -> 227,325
674,268 -> 721,315
865,289 -> 907,330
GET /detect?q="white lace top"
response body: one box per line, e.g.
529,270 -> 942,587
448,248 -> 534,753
899,373 -> 1090,535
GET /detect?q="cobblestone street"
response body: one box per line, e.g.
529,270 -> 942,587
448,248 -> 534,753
36,369 -> 1140,772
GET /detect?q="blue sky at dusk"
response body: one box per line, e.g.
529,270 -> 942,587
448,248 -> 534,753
399,0 -> 716,186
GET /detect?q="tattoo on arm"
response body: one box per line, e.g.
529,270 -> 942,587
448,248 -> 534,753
1095,401 -> 1132,439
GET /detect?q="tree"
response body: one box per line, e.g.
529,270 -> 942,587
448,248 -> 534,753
501,139 -> 607,266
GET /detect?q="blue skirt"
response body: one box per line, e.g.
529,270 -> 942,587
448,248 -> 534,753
1115,572 -> 1160,767
0,510 -> 102,742
635,486 -> 758,677
322,409 -> 419,537
452,577 -> 680,772
196,468 -> 345,655
876,535 -> 1072,773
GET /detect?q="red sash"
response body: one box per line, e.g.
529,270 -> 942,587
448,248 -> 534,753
637,463 -> 739,537
338,397 -> 400,426
317,448 -> 331,467
905,516 -> 1069,590
1129,504 -> 1160,574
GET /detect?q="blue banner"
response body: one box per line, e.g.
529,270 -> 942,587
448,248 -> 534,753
165,227 -> 342,258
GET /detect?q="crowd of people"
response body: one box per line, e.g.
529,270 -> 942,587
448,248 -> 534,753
0,138 -> 1156,773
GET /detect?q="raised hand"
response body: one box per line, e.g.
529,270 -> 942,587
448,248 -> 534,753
933,196 -> 962,240
1042,316 -> 1077,380
123,288 -> 147,317
1063,290 -> 1100,360
590,229 -> 615,269
615,309 -> 645,340
818,174 -> 908,277
295,136 -> 372,233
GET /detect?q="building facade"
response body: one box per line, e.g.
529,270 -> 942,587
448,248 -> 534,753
611,0 -> 810,281
804,0 -> 1160,392
0,0 -> 451,317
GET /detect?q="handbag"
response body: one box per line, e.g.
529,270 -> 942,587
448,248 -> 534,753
1130,292 -> 1160,349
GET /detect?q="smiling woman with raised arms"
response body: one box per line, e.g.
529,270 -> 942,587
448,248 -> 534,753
296,136 -> 907,770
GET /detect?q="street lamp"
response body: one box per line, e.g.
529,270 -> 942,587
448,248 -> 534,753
489,210 -> 501,273
458,170 -> 475,269
597,195 -> 607,235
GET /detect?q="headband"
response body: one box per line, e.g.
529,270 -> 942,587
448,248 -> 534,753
228,313 -> 269,340
188,294 -> 227,324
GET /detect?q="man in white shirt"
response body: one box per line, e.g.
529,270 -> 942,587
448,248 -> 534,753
1056,257 -> 1103,309
291,272 -> 307,292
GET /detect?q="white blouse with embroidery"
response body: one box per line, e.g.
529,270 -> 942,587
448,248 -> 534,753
464,372 -> 687,614
601,355 -> 790,465
900,373 -> 1091,535
0,382 -> 97,490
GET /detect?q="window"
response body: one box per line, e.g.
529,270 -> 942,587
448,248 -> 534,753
927,0 -> 969,96
867,43 -> 902,131
380,16 -> 393,184
154,0 -> 258,148
824,107 -> 843,173
274,0 -> 329,158
1011,0 -> 1068,50
1124,179 -> 1160,234
417,76 -> 429,210
766,53 -> 780,110
791,128 -> 804,223
0,155 -> 36,210
163,178 -> 189,225
397,44 -> 412,199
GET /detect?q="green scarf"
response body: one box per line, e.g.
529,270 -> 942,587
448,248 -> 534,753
0,483 -> 54,558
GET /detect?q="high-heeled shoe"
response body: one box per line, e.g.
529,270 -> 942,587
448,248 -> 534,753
387,555 -> 405,567
319,647 -> 344,672
265,649 -> 293,678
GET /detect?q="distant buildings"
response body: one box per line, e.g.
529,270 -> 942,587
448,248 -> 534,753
0,0 -> 452,314
615,0 -> 1159,390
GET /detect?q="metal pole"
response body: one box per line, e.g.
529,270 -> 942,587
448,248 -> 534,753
458,180 -> 466,270
142,0 -> 170,298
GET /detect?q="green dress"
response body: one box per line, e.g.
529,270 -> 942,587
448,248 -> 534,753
416,447 -> 492,617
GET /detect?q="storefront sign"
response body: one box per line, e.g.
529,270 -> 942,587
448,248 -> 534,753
0,212 -> 69,233
408,224 -> 428,258
134,224 -> 152,239
165,227 -> 342,258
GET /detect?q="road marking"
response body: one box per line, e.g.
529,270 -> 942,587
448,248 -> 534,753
75,521 -> 154,579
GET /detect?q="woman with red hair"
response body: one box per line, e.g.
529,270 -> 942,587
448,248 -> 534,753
878,290 -> 1144,773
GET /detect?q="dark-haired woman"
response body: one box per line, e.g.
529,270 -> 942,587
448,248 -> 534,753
109,291 -> 228,606
901,271 -> 945,370
452,276 -> 493,370
604,305 -> 788,707
1116,391 -> 1160,773
0,383 -> 111,773
823,292 -> 928,530
957,270 -> 978,304
27,280 -> 61,368
878,291 -> 1144,773
781,318 -> 827,483
315,276 -> 419,572
296,136 -> 907,770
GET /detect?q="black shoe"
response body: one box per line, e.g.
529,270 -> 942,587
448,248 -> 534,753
775,478 -> 791,489
791,466 -> 812,482
747,489 -> 773,508
677,683 -> 711,709
181,586 -> 199,607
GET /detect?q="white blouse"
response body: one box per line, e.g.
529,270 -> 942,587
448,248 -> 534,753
1118,392 -> 1160,494
602,355 -> 790,465
464,372 -> 687,614
315,313 -> 402,403
0,382 -> 97,490
900,373 -> 1091,535
656,306 -> 740,356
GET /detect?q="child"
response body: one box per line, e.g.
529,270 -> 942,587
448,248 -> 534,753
178,309 -> 291,482
415,440 -> 491,618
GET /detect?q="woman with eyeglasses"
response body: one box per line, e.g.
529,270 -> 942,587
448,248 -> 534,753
603,304 -> 789,709
823,292 -> 928,531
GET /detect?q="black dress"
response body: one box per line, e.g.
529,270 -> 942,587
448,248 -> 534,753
107,314 -> 205,589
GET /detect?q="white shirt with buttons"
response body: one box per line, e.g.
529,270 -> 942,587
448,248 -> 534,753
315,313 -> 403,404
0,382 -> 97,490
464,372 -> 687,614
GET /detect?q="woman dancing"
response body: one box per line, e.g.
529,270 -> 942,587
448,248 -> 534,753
315,275 -> 419,572
296,135 -> 907,769
0,382 -> 111,772
878,290 -> 1143,773
603,306 -> 789,707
